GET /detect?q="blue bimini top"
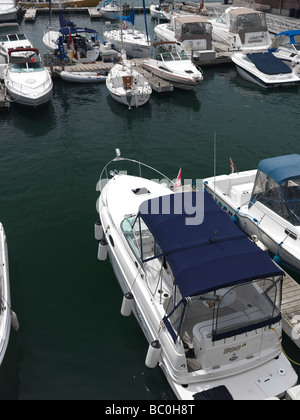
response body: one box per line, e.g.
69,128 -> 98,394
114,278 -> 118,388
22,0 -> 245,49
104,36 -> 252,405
139,191 -> 283,298
258,154 -> 300,185
246,52 -> 292,75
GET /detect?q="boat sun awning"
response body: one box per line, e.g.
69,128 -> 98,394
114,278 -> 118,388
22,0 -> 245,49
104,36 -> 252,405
258,154 -> 300,185
139,191 -> 283,299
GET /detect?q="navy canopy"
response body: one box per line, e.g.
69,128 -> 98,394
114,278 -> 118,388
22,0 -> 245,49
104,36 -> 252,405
59,27 -> 98,35
246,52 -> 292,75
139,191 -> 283,298
258,154 -> 300,185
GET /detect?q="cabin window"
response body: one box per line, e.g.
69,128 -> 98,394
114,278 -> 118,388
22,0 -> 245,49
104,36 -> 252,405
250,171 -> 300,226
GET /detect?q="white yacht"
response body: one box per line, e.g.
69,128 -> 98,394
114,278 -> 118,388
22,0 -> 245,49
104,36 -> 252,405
0,223 -> 18,365
143,41 -> 203,90
95,150 -> 298,400
231,51 -> 300,88
154,15 -> 216,65
209,7 -> 271,52
4,47 -> 53,108
103,7 -> 151,58
150,1 -> 174,21
0,31 -> 34,79
268,30 -> 300,67
106,50 -> 152,108
204,154 -> 300,273
100,0 -> 120,20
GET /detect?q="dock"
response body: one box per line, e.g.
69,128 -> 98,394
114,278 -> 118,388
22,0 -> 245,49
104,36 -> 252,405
281,271 -> 300,348
88,7 -> 102,19
24,7 -> 37,22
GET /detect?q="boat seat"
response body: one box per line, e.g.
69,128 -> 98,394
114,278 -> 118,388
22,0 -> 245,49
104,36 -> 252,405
230,183 -> 253,206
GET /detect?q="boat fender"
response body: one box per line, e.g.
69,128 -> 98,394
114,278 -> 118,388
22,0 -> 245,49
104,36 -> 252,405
273,254 -> 282,266
231,214 -> 238,224
94,220 -> 103,241
145,340 -> 161,369
97,238 -> 108,261
120,292 -> 134,317
11,310 -> 19,332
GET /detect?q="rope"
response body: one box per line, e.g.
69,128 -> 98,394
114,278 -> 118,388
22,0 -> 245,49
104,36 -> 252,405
269,327 -> 300,366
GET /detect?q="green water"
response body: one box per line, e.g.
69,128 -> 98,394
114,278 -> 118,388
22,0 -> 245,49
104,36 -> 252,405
0,11 -> 299,400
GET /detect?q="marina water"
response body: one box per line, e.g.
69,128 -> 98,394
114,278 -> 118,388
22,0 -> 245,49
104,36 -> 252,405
0,9 -> 300,400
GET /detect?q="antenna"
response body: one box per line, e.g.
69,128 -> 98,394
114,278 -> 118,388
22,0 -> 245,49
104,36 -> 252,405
213,132 -> 216,201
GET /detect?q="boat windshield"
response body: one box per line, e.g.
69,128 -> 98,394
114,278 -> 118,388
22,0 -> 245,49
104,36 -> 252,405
250,171 -> 300,225
10,61 -> 44,72
269,33 -> 300,52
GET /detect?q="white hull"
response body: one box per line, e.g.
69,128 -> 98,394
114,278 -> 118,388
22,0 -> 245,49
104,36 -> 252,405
149,4 -> 171,21
60,71 -> 107,83
143,60 -> 200,90
232,52 -> 300,88
0,1 -> 19,23
0,223 -> 12,366
103,29 -> 151,58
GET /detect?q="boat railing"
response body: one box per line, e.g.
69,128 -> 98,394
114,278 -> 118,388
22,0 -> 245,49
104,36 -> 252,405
97,148 -> 175,193
266,14 -> 300,34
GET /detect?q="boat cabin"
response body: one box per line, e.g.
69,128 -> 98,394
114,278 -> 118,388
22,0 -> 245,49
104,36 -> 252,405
122,191 -> 284,371
250,154 -> 300,226
217,8 -> 268,43
173,15 -> 213,50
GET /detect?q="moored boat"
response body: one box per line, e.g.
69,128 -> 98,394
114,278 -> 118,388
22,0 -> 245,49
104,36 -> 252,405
4,47 -> 53,107
142,41 -> 203,90
106,50 -> 152,108
231,51 -> 300,88
209,7 -> 271,52
95,150 -> 298,400
204,154 -> 300,273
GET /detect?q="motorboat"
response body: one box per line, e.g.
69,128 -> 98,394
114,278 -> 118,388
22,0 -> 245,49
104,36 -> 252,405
154,15 -> 216,65
142,41 -> 203,90
60,70 -> 107,83
268,30 -> 300,67
231,51 -> 300,88
0,1 -> 20,23
100,0 -> 121,20
106,50 -> 152,108
103,7 -> 151,58
209,7 -> 271,52
0,222 -> 19,365
203,154 -> 300,273
150,1 -> 174,21
95,150 -> 298,400
43,26 -> 100,63
4,47 -> 53,107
